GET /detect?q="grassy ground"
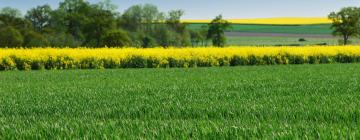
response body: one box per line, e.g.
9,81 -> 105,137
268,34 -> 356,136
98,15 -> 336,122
226,36 -> 360,46
1,64 -> 360,139
187,23 -> 332,34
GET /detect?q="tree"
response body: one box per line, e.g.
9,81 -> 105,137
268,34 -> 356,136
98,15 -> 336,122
190,30 -> 206,46
329,7 -> 360,45
121,4 -> 163,33
121,5 -> 144,32
82,6 -> 117,47
56,0 -> 92,41
25,5 -> 53,33
96,0 -> 118,12
47,32 -> 81,48
0,26 -> 24,47
0,7 -> 31,30
0,7 -> 22,18
101,29 -> 131,47
23,31 -> 49,47
207,15 -> 229,47
166,10 -> 185,33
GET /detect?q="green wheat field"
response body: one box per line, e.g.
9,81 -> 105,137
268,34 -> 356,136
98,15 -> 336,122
0,64 -> 359,139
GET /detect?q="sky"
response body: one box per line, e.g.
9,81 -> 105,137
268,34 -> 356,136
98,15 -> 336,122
0,0 -> 360,19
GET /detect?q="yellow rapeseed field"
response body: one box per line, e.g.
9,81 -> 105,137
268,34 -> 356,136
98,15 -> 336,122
0,46 -> 359,70
182,17 -> 332,25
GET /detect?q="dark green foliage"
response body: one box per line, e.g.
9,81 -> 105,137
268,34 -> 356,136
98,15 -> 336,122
0,2 -> 217,48
122,56 -> 147,68
25,5 -> 52,33
207,15 -> 230,47
140,35 -> 157,48
190,29 -> 207,46
82,5 -> 117,47
47,32 -> 81,47
329,7 -> 360,45
101,29 -> 131,47
23,31 -> 49,47
1,64 -> 360,138
166,10 -> 186,33
298,38 -> 306,42
0,26 -> 23,47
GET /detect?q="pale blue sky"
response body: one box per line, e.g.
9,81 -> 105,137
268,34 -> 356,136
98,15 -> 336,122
0,0 -> 359,19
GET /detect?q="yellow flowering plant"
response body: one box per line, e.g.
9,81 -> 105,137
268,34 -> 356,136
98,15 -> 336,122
0,46 -> 360,70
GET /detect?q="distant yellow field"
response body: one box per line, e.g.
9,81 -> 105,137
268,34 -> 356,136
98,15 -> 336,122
182,17 -> 332,25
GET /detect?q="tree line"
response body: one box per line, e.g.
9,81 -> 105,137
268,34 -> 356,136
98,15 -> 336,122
1,0 -> 358,48
0,0 -> 229,48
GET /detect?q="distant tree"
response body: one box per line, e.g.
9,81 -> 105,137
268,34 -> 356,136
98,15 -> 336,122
190,30 -> 205,46
96,0 -> 118,12
0,7 -> 22,18
329,7 -> 360,45
25,5 -> 53,33
121,5 -> 144,32
166,10 -> 185,33
142,4 -> 162,32
0,7 -> 31,30
55,0 -> 92,41
207,15 -> 229,47
101,29 -> 131,47
153,25 -> 173,47
23,31 -> 49,47
121,4 -> 163,32
83,6 -> 117,47
0,26 -> 24,47
47,32 -> 81,48
164,10 -> 191,47
136,33 -> 157,48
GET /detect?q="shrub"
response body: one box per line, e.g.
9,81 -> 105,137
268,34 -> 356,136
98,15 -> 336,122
101,29 -> 131,47
298,38 -> 307,42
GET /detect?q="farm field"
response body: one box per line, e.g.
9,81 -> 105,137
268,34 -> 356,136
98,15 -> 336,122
1,64 -> 360,139
184,18 -> 344,46
183,17 -> 332,25
187,24 -> 333,34
185,23 -> 358,46
226,36 -> 360,46
187,23 -> 360,46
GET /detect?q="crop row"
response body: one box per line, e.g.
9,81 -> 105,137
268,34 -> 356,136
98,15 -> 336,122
1,46 -> 360,70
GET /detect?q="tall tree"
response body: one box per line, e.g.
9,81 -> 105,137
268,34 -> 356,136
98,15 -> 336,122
207,15 -> 229,47
329,7 -> 360,45
121,5 -> 143,32
56,0 -> 92,41
121,4 -> 164,32
142,4 -> 162,32
0,7 -> 32,45
0,7 -> 29,29
25,5 -> 53,32
83,6 -> 117,47
166,10 -> 185,33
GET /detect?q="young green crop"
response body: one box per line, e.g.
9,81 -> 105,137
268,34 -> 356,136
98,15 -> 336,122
0,64 -> 360,139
